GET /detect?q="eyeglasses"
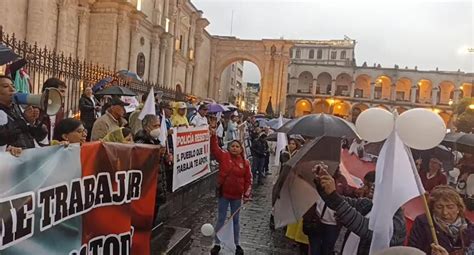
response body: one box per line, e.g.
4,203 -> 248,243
75,128 -> 87,134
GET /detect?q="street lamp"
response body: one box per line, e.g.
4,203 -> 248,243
469,104 -> 474,110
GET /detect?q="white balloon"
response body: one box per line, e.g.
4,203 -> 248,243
395,108 -> 446,150
200,223 -> 215,236
355,108 -> 394,142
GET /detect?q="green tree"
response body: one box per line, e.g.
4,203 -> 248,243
453,97 -> 474,133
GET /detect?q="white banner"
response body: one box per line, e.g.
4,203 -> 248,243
172,125 -> 211,191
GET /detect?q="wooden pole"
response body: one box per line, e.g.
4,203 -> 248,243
405,146 -> 439,245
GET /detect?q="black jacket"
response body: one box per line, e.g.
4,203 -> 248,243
251,138 -> 267,158
79,95 -> 99,127
0,103 -> 48,149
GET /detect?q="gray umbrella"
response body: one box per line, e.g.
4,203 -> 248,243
442,133 -> 474,153
95,86 -> 136,96
276,113 -> 359,139
0,43 -> 19,65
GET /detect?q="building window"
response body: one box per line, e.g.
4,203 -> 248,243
331,51 -> 337,60
136,52 -> 146,78
179,35 -> 183,50
232,64 -> 235,71
309,49 -> 315,59
340,50 -> 346,59
296,49 -> 301,59
317,49 -> 322,59
237,69 -> 243,77
231,78 -> 234,85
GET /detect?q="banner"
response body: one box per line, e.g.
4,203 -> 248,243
0,142 -> 160,255
172,125 -> 211,191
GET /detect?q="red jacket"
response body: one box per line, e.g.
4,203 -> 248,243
211,135 -> 252,200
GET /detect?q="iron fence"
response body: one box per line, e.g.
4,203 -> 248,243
0,26 -> 182,114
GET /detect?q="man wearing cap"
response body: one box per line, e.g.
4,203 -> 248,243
420,157 -> 447,192
91,97 -> 129,141
171,101 -> 189,127
190,103 -> 209,127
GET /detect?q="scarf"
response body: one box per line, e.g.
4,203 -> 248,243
434,216 -> 466,240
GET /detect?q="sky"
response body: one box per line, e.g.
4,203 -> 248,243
192,0 -> 474,83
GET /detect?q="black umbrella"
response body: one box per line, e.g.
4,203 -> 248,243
0,43 -> 19,65
272,136 -> 342,206
442,133 -> 474,153
95,86 -> 136,96
276,113 -> 359,139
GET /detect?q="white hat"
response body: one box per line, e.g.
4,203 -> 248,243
176,102 -> 187,109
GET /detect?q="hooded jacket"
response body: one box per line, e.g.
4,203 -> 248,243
171,102 -> 189,127
210,134 -> 252,200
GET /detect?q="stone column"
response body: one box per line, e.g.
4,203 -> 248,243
158,35 -> 169,87
390,83 -> 397,101
76,8 -> 90,60
432,87 -> 439,105
312,79 -> 318,95
55,0 -> 69,53
149,36 -> 161,84
453,88 -> 461,103
114,12 -> 130,71
163,2 -> 177,89
411,86 -> 417,104
258,55 -> 273,112
185,62 -> 194,94
128,20 -> 140,72
330,79 -> 336,96
370,82 -> 376,100
350,80 -> 355,98
279,58 -> 290,115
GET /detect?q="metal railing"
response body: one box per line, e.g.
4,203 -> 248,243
0,26 -> 184,114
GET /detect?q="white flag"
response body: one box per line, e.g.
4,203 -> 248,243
216,220 -> 236,254
274,115 -> 288,165
369,131 -> 423,253
159,110 -> 167,147
138,87 -> 155,120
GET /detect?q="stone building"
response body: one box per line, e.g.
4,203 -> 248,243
286,39 -> 474,126
0,0 -> 213,99
218,60 -> 244,105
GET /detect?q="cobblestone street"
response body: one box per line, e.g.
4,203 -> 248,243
166,164 -> 298,255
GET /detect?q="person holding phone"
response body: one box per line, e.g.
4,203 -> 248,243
312,164 -> 406,255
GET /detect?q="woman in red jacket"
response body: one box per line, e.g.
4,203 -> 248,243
209,123 -> 252,255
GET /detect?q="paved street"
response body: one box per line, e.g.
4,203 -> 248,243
166,164 -> 298,255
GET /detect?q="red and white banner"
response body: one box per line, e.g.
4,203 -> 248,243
172,125 -> 211,191
0,142 -> 160,255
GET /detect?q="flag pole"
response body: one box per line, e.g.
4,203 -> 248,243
405,146 -> 439,245
215,203 -> 246,235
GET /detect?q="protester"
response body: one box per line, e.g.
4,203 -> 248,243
263,127 -> 271,176
134,114 -> 161,145
128,94 -> 147,135
90,97 -> 129,141
0,75 -> 47,149
190,103 -> 209,126
41,77 -> 68,141
79,87 -> 100,141
420,158 -> 448,192
102,127 -> 133,143
171,101 -> 189,127
52,118 -> 87,145
303,166 -> 354,255
226,112 -> 239,143
313,164 -> 406,255
209,119 -> 252,255
354,171 -> 376,198
408,185 -> 474,254
251,132 -> 267,185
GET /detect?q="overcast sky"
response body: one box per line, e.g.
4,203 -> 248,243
192,0 -> 474,83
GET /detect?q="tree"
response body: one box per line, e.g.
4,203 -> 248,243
453,97 -> 474,133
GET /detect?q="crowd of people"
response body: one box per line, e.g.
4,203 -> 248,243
1,74 -> 473,255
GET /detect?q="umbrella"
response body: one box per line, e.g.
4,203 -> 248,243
116,70 -> 142,83
267,118 -> 291,130
442,133 -> 474,153
92,77 -> 113,93
254,114 -> 266,119
0,43 -> 19,65
95,86 -> 136,96
276,113 -> 359,139
256,118 -> 269,127
272,136 -> 342,228
207,103 -> 229,113
223,103 -> 238,110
